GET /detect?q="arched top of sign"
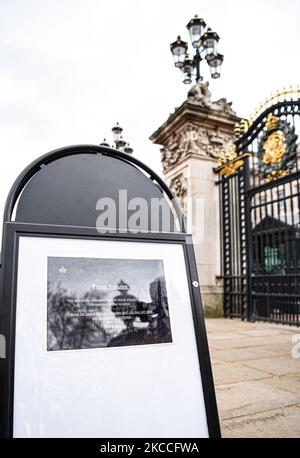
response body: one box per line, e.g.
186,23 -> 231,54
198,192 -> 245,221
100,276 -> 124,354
3,144 -> 185,233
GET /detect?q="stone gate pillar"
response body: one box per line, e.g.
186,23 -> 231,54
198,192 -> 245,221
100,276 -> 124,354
150,82 -> 240,316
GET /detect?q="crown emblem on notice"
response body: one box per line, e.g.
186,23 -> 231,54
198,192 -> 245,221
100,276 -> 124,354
58,266 -> 67,274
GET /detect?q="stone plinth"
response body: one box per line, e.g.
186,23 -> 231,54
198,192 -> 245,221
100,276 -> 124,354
150,82 -> 240,316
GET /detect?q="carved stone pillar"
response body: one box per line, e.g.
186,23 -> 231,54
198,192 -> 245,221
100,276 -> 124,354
150,82 -> 240,317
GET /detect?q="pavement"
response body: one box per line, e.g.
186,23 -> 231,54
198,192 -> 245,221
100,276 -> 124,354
206,318 -> 300,438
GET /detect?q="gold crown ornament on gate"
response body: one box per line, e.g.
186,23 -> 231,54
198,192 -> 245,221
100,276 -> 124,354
262,115 -> 286,166
257,114 -> 298,182
265,114 -> 280,131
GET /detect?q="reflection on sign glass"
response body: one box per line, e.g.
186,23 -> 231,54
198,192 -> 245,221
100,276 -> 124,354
47,257 -> 172,351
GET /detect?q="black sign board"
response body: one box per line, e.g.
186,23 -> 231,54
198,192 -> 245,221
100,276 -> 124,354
0,145 -> 220,438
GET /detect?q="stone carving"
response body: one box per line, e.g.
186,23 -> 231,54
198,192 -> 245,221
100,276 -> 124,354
187,81 -> 236,116
161,123 -> 234,171
161,132 -> 181,170
170,175 -> 187,215
214,98 -> 236,116
187,81 -> 213,108
158,82 -> 237,171
180,124 -> 201,156
208,128 -> 234,159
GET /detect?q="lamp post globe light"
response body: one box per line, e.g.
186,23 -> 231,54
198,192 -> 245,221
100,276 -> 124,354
100,122 -> 134,154
170,14 -> 223,84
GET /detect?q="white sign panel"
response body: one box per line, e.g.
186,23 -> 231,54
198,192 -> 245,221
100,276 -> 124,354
13,236 -> 209,438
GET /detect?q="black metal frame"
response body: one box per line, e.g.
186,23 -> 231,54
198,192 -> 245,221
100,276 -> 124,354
0,144 -> 220,438
2,144 -> 186,233
0,223 -> 221,438
194,47 -> 203,83
219,100 -> 300,326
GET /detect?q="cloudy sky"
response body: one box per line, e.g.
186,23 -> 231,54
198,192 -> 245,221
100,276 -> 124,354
0,0 -> 299,233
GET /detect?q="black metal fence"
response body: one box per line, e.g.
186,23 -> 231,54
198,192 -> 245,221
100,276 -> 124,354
219,98 -> 300,326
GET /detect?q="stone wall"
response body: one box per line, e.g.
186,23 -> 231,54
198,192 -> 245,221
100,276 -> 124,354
150,82 -> 240,317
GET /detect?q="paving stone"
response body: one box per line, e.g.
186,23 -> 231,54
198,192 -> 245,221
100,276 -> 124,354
260,375 -> 300,395
211,362 -> 269,386
205,319 -> 300,437
264,342 -> 297,356
242,355 -> 300,376
206,321 -> 257,332
221,405 -> 300,438
236,328 -> 290,338
215,380 -> 300,420
207,332 -> 244,341
208,334 -> 292,351
211,346 -> 280,362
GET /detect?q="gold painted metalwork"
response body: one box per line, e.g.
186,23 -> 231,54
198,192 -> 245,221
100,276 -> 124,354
217,145 -> 237,167
264,169 -> 289,183
217,86 -> 299,177
218,158 -> 245,177
214,150 -> 252,177
234,119 -> 252,138
265,114 -> 280,131
234,85 -> 300,139
262,131 -> 286,166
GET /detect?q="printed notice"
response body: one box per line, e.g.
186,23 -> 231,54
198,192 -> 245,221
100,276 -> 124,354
47,257 -> 172,351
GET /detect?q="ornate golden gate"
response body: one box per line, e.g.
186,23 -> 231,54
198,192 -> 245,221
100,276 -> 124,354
215,88 -> 300,326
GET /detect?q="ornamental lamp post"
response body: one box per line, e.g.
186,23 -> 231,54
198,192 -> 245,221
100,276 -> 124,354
207,52 -> 224,79
116,135 -> 126,150
170,36 -> 188,68
112,122 -> 123,145
170,14 -> 223,84
124,144 -> 134,154
100,122 -> 134,154
182,54 -> 195,85
186,16 -> 206,48
201,28 -> 220,58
